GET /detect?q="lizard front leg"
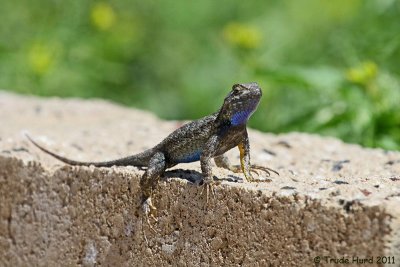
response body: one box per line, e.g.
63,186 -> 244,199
140,152 -> 166,219
214,131 -> 278,182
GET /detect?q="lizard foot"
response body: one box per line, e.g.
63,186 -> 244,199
229,165 -> 279,180
249,165 -> 279,177
200,178 -> 218,205
142,197 -> 158,233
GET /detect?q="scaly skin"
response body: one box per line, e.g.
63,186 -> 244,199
27,82 -> 278,220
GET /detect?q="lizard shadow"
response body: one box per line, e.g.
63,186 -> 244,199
163,169 -> 243,184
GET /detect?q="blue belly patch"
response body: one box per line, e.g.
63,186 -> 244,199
177,150 -> 201,163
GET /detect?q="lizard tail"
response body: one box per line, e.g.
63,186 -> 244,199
26,134 -> 152,168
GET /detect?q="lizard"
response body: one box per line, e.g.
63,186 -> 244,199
26,82 -> 278,221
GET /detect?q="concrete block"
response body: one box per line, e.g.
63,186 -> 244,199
0,92 -> 399,266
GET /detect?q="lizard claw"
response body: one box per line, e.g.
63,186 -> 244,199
250,168 -> 259,176
230,164 -> 279,179
200,178 -> 218,204
243,165 -> 278,182
142,197 -> 158,233
250,165 -> 279,177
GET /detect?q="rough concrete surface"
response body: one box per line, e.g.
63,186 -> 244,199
0,91 -> 399,267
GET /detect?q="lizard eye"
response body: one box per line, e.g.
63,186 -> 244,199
232,84 -> 242,94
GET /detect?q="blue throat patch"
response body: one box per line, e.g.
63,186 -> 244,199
231,109 -> 253,126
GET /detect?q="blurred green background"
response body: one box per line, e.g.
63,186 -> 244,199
1,0 -> 400,149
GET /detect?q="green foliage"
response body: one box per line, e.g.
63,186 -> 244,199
1,0 -> 400,149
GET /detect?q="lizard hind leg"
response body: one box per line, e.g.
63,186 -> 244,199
199,135 -> 221,205
139,151 -> 166,230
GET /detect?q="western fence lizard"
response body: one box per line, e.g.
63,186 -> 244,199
27,82 -> 278,220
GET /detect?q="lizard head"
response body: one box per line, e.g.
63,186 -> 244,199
218,82 -> 262,126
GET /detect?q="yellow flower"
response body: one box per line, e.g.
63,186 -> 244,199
223,22 -> 262,49
91,2 -> 116,31
346,61 -> 378,86
28,43 -> 57,75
